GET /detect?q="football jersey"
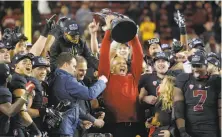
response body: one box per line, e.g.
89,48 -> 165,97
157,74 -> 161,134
176,73 -> 221,131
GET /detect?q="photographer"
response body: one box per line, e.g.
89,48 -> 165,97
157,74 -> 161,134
0,63 -> 32,135
49,18 -> 99,72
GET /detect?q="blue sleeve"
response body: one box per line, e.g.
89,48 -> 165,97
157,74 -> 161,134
65,77 -> 106,100
79,107 -> 95,123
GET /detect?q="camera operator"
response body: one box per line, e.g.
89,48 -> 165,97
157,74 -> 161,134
47,52 -> 107,137
0,63 -> 33,136
49,18 -> 99,72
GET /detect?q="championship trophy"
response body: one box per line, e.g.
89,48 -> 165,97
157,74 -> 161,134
93,8 -> 137,43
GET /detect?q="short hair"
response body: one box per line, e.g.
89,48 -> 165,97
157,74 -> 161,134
75,56 -> 87,65
57,52 -> 75,68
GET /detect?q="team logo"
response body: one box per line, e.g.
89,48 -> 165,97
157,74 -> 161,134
153,81 -> 157,86
192,55 -> 200,62
189,84 -> 194,89
198,84 -> 202,88
69,24 -> 78,31
148,38 -> 160,45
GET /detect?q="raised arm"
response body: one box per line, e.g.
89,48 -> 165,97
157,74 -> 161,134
174,10 -> 188,51
98,30 -> 111,78
65,76 -> 107,100
30,15 -> 56,56
89,19 -> 100,54
129,35 -> 143,82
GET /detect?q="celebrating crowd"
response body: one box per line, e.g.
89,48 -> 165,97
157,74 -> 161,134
0,1 -> 221,137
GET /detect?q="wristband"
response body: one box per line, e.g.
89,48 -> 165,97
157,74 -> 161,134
20,96 -> 28,102
180,27 -> 186,35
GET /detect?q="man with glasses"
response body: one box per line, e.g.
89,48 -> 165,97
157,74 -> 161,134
50,18 -> 98,72
173,51 -> 221,137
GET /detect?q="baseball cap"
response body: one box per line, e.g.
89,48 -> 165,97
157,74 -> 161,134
0,63 -> 10,80
153,52 -> 169,62
32,56 -> 49,68
207,53 -> 220,68
161,44 -> 171,51
190,52 -> 207,66
63,19 -> 79,36
11,53 -> 34,65
189,38 -> 204,49
207,52 -> 219,60
145,38 -> 161,49
0,41 -> 6,48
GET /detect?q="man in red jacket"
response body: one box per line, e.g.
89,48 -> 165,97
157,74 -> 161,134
98,15 -> 144,137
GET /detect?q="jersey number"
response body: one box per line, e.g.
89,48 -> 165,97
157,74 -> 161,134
193,90 -> 207,112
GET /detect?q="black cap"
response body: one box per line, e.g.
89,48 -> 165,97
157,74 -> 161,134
145,38 -> 161,49
0,41 -> 8,49
189,38 -> 204,49
190,52 -> 207,65
11,53 -> 34,65
207,52 -> 219,60
0,63 -> 10,80
63,19 -> 79,36
153,52 -> 169,62
161,44 -> 171,50
207,55 -> 220,68
32,56 -> 49,68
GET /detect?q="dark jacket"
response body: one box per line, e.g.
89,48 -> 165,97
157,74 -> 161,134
48,69 -> 106,135
49,36 -> 99,72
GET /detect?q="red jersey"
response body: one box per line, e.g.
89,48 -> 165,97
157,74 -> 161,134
98,30 -> 143,123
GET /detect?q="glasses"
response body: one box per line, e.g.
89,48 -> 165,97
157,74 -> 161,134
192,64 -> 203,68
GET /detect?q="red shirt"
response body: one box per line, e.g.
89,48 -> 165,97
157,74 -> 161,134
98,30 -> 143,123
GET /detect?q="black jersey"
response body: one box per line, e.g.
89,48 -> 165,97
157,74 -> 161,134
175,73 -> 221,132
26,76 -> 43,109
150,101 -> 177,137
9,73 -> 28,129
0,87 -> 12,135
139,73 -> 162,96
138,73 -> 162,121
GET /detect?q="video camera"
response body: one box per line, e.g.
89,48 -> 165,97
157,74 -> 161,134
43,99 -> 71,129
2,27 -> 27,50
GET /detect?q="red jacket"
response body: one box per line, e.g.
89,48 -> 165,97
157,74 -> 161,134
98,30 -> 143,123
